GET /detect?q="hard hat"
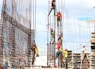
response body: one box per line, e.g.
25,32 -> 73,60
65,49 -> 68,51
50,28 -> 53,30
57,11 -> 61,15
59,33 -> 62,37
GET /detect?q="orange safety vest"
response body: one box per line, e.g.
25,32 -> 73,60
57,12 -> 62,20
57,42 -> 61,49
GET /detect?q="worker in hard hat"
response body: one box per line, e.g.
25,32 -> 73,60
58,33 -> 62,45
31,43 -> 39,65
57,11 -> 62,26
32,43 -> 39,57
55,42 -> 61,59
61,49 -> 68,67
48,0 -> 56,16
56,48 -> 68,59
63,49 -> 68,59
55,48 -> 68,67
35,45 -> 39,57
50,28 -> 55,44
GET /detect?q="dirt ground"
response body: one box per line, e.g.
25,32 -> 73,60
25,67 -> 64,69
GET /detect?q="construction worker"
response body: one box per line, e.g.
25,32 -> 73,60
48,0 -> 56,16
35,44 -> 39,57
82,46 -> 87,60
61,49 -> 68,68
31,41 -> 39,65
58,33 -> 62,45
57,11 -> 62,21
63,49 -> 68,59
55,42 -> 61,59
32,43 -> 39,57
55,48 -> 68,61
57,11 -> 62,26
50,28 -> 55,44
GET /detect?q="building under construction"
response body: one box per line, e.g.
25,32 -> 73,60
0,0 -> 36,68
0,0 -> 95,69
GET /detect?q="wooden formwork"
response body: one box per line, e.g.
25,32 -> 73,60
1,0 -> 36,67
0,19 -> 3,65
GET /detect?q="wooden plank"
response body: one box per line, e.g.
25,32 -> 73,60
90,38 -> 95,43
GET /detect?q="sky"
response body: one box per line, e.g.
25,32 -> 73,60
0,0 -> 95,65
35,0 -> 95,54
35,0 -> 95,65
0,0 -> 3,15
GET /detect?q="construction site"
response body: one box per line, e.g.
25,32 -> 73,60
0,0 -> 95,69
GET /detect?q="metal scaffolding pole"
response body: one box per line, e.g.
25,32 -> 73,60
27,0 -> 32,66
47,0 -> 56,66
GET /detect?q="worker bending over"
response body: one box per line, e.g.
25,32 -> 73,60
55,42 -> 68,61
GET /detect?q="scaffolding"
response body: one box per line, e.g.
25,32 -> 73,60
1,0 -> 95,68
1,0 -> 36,67
47,0 -> 64,68
47,0 -> 56,66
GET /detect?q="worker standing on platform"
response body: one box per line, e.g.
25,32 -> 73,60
82,46 -> 87,60
50,28 -> 55,44
48,0 -> 56,16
